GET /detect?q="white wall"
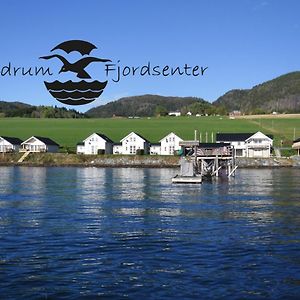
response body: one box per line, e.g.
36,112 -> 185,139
22,139 -> 47,152
0,138 -> 19,152
113,145 -> 122,154
150,145 -> 161,155
77,145 -> 85,154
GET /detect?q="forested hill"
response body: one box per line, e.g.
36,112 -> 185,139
2,72 -> 300,118
213,72 -> 300,113
0,101 -> 86,118
86,94 -> 216,117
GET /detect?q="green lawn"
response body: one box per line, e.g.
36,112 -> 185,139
0,116 -> 298,150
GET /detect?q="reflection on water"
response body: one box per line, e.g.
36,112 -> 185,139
0,166 -> 300,299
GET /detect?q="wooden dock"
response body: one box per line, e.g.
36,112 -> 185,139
172,175 -> 202,184
172,136 -> 238,183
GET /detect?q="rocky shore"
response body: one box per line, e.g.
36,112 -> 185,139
0,153 -> 299,168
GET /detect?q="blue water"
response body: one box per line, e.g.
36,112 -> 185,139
0,167 -> 300,299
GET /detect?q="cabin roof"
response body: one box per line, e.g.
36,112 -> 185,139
34,136 -> 59,146
120,132 -> 150,143
199,142 -> 231,148
216,132 -> 273,141
22,136 -> 59,146
0,136 -> 23,145
216,133 -> 254,141
94,133 -> 114,143
293,137 -> 300,143
159,132 -> 182,142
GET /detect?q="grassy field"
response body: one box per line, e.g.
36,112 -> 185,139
0,116 -> 299,150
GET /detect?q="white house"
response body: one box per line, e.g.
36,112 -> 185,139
160,132 -> 183,155
119,132 -> 150,155
216,131 -> 273,158
77,133 -> 113,155
0,136 -> 23,153
20,136 -> 59,153
168,111 -> 181,117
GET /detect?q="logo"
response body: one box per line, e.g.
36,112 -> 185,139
40,40 -> 111,105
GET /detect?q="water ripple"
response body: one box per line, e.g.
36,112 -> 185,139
0,167 -> 300,299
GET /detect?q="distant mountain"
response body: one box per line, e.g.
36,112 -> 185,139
0,101 -> 86,118
214,72 -> 300,113
86,94 -> 214,117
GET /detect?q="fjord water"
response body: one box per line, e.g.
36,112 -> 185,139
0,167 -> 299,299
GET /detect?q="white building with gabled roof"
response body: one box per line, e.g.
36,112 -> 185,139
0,136 -> 23,153
20,136 -> 59,153
77,133 -> 113,155
216,131 -> 273,158
119,132 -> 150,155
160,132 -> 183,155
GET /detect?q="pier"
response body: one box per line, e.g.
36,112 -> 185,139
172,138 -> 238,184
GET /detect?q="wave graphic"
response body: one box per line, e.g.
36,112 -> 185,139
44,80 -> 107,105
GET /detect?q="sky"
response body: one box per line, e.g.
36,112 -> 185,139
0,0 -> 300,112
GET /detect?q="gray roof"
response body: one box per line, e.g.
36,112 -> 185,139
0,136 -> 23,145
199,142 -> 231,148
216,133 -> 273,141
33,136 -> 59,146
95,133 -> 114,143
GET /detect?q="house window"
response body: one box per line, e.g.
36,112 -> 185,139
166,138 -> 168,143
130,146 -> 136,154
236,149 -> 243,156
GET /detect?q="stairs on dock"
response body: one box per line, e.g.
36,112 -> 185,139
274,148 -> 281,158
18,151 -> 31,163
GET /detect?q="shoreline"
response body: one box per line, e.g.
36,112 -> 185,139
0,153 -> 299,168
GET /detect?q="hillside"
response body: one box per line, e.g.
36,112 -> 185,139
214,72 -> 300,114
0,101 -> 86,118
86,94 -> 216,117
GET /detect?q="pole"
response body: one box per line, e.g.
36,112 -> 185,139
294,128 -> 296,140
2,138 -> 4,158
206,132 -> 208,143
211,132 -> 214,142
199,132 -> 202,143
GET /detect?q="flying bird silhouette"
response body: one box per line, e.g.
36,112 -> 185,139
39,54 -> 111,79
